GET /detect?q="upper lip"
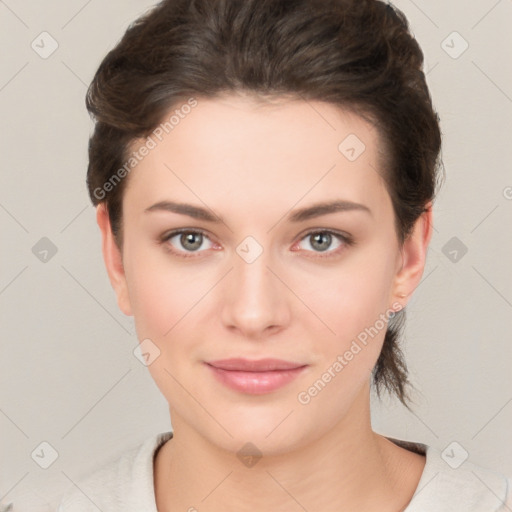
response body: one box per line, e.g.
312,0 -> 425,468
206,358 -> 306,372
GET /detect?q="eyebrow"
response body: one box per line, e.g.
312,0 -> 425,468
144,199 -> 372,223
144,201 -> 222,222
287,200 -> 372,222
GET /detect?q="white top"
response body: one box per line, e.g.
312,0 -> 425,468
57,431 -> 512,511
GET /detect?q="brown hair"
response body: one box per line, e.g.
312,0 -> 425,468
85,0 -> 443,409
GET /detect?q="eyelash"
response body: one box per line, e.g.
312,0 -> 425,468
158,228 -> 355,259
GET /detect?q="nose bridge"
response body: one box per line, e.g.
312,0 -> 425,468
235,247 -> 271,299
221,239 -> 289,336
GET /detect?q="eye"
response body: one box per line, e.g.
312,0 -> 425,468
160,229 -> 217,258
159,228 -> 354,259
292,229 -> 354,257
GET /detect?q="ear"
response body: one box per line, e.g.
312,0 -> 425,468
391,202 -> 433,307
96,203 -> 133,316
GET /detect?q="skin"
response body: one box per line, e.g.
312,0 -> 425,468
97,92 -> 432,511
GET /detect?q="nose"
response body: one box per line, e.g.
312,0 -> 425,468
220,248 -> 291,339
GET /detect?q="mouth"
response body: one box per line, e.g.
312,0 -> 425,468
205,358 -> 308,394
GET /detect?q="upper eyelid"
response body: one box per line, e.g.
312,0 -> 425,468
295,227 -> 351,241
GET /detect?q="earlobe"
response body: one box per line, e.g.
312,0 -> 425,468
96,204 -> 133,317
392,203 -> 433,306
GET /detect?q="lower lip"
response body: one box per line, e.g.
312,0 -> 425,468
205,364 -> 308,395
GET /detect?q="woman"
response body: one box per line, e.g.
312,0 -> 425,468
58,0 -> 512,510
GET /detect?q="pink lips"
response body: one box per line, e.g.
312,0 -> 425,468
205,358 -> 308,394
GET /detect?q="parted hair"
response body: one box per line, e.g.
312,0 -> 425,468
85,0 -> 443,409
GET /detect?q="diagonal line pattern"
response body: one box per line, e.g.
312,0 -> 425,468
0,408 -> 29,438
472,266 -> 512,308
0,201 -> 29,232
409,409 -> 439,438
265,266 -> 336,335
0,266 -> 28,296
426,62 -> 439,76
266,470 -> 310,511
406,0 -> 439,28
0,0 -> 29,28
415,265 -> 439,292
163,268 -> 233,336
472,61 -> 512,104
0,472 -> 29,504
61,61 -> 88,88
406,472 -> 440,506
200,471 -> 233,502
0,62 -> 29,92
0,0 -> 508,508
470,204 -> 499,233
163,367 -> 233,438
61,369 -> 132,439
471,0 -> 503,30
266,164 -> 337,233
297,92 -> 337,131
61,265 -> 132,334
162,161 -> 337,337
60,471 -> 104,511
471,470 -> 512,512
164,163 -> 233,233
61,0 -> 94,29
61,205 -> 90,233
472,396 -> 512,439
265,409 -> 295,438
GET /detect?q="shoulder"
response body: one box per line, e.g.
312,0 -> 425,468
427,458 -> 511,511
57,431 -> 173,512
404,441 -> 512,511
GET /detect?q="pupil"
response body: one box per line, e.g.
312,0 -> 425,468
182,232 -> 202,251
312,232 -> 330,252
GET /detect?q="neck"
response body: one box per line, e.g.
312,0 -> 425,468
154,384 -> 422,512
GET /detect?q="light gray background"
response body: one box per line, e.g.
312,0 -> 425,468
1,0 -> 511,510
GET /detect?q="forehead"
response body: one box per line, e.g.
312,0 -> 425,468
123,94 -> 391,219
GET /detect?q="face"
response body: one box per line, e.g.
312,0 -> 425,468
98,93 -> 431,455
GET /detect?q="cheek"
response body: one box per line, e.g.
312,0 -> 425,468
298,247 -> 398,402
124,252 -> 209,397
129,272 -> 177,338
311,248 -> 396,340
297,261 -> 395,414
124,242 -> 212,339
